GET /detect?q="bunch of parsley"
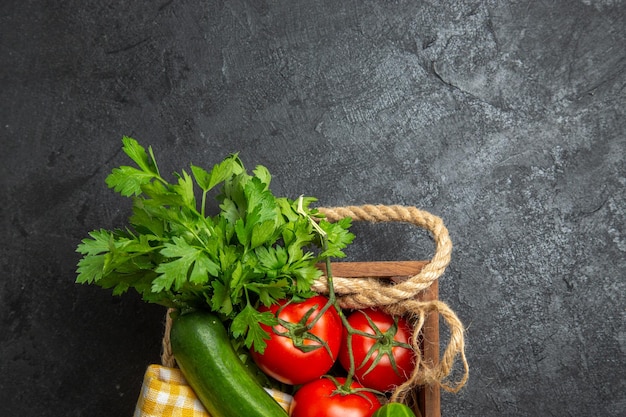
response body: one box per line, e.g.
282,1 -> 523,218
76,137 -> 353,353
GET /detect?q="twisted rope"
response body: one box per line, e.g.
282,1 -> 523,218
313,205 -> 468,399
386,299 -> 469,399
313,205 -> 452,309
161,308 -> 176,368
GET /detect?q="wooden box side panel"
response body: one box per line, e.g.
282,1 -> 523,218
419,279 -> 440,417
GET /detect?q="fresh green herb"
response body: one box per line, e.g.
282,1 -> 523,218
76,136 -> 354,352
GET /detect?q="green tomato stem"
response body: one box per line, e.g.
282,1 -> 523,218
297,196 -> 355,390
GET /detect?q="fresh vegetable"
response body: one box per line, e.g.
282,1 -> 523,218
338,308 -> 415,392
372,403 -> 417,417
250,295 -> 343,385
290,377 -> 382,417
169,309 -> 288,417
75,137 -> 354,353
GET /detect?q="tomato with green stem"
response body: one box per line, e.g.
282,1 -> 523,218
250,295 -> 342,385
290,377 -> 382,417
339,308 -> 415,392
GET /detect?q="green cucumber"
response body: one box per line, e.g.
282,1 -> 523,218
170,310 -> 289,417
372,403 -> 418,417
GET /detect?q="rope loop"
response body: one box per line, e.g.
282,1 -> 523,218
313,205 -> 468,399
313,205 -> 452,309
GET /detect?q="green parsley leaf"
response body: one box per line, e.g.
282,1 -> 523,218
211,280 -> 232,315
120,136 -> 159,175
246,279 -> 289,307
76,254 -> 106,284
319,218 -> 355,258
105,166 -> 156,197
231,303 -> 277,353
76,229 -> 112,256
254,246 -> 288,273
251,220 -> 278,249
155,237 -> 219,290
191,155 -> 243,192
172,170 -> 196,208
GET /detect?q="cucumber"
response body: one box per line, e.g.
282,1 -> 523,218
170,310 -> 289,417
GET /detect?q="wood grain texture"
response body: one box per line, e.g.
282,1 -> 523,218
317,260 -> 430,278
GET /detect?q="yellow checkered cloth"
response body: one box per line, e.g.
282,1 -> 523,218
133,364 -> 292,417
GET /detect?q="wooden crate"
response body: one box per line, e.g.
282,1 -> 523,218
322,260 -> 440,417
158,259 -> 441,416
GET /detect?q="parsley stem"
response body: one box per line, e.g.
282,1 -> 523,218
201,190 -> 208,218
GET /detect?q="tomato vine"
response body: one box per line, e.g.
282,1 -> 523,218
297,197 -> 413,397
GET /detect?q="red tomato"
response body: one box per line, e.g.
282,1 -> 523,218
250,295 -> 343,385
339,308 -> 415,392
290,377 -> 382,417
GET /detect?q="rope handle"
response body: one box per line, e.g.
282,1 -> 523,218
312,205 -> 452,309
313,205 -> 468,397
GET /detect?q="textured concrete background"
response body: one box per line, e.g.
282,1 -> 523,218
1,0 -> 625,416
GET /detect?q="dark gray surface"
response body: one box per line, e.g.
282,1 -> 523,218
2,1 -> 625,416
